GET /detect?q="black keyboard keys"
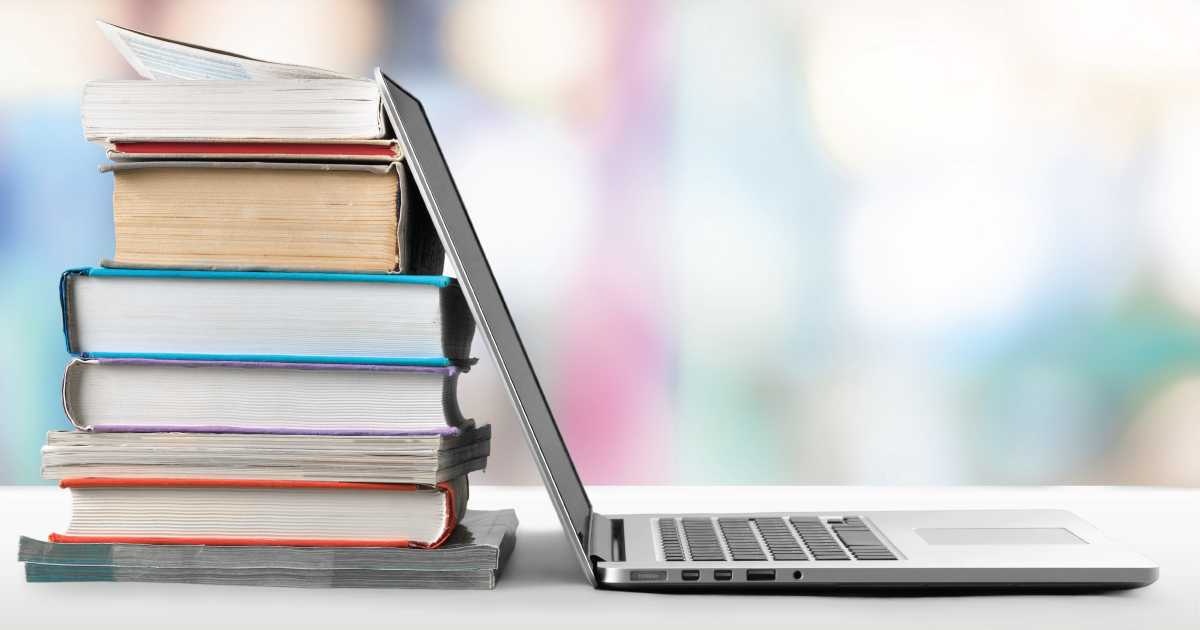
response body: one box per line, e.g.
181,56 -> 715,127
831,516 -> 897,560
718,518 -> 767,561
658,518 -> 685,561
681,518 -> 726,561
789,516 -> 850,561
753,517 -> 808,561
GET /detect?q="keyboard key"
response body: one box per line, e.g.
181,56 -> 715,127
751,517 -> 809,561
681,518 -> 727,561
659,519 -> 686,561
837,530 -> 885,547
718,518 -> 767,561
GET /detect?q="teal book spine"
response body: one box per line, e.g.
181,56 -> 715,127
59,268 -> 463,367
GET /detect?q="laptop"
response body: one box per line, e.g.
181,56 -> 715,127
375,70 -> 1159,592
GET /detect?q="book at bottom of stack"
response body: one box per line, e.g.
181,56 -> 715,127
20,508 -> 517,590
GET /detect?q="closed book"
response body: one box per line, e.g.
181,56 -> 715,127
105,139 -> 403,163
20,508 -> 516,571
83,79 -> 385,141
60,269 -> 475,365
23,564 -> 501,589
98,161 -> 442,274
49,477 -> 468,548
21,512 -> 516,589
59,357 -> 475,436
42,424 -> 491,482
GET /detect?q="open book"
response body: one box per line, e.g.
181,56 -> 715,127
85,21 -> 398,153
95,20 -> 365,81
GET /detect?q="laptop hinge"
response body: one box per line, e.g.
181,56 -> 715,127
588,514 -> 625,563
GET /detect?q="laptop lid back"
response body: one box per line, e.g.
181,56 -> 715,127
376,70 -> 597,585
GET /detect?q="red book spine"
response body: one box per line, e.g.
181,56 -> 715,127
114,142 -> 398,157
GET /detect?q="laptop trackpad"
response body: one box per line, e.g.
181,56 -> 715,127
917,528 -> 1087,545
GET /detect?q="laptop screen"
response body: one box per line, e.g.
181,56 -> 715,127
376,70 -> 595,560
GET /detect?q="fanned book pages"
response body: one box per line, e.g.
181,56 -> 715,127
19,509 -> 518,590
60,269 -> 475,365
98,161 -> 443,274
95,20 -> 364,81
49,477 -> 468,548
42,425 -> 491,483
84,22 -> 387,143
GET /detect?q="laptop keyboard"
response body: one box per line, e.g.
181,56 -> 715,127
658,518 -> 686,561
791,516 -> 850,561
659,516 -> 897,562
681,518 -> 725,561
756,517 -> 809,560
718,518 -> 769,561
831,516 -> 899,560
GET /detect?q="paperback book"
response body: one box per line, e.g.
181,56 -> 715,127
21,509 -> 516,589
42,425 -> 491,483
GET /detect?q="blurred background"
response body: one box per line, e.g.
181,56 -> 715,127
2,0 -> 1199,487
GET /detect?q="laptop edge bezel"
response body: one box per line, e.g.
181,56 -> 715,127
375,69 -> 599,587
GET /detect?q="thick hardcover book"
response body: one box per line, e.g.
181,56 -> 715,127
49,477 -> 468,549
58,357 -> 476,436
20,509 -> 516,590
60,268 -> 475,365
98,160 -> 442,274
42,424 -> 491,481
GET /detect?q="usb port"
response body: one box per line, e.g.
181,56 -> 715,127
682,570 -> 700,581
746,569 -> 776,581
714,570 -> 733,581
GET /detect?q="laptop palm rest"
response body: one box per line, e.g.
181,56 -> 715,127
916,528 -> 1087,545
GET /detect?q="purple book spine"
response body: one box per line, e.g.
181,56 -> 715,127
90,425 -> 460,436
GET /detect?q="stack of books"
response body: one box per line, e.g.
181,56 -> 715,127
19,22 -> 515,590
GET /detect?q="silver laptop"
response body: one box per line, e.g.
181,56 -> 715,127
375,70 -> 1158,592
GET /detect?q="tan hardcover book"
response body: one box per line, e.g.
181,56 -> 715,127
99,161 -> 443,275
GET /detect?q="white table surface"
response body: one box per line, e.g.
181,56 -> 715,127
2,485 -> 1196,629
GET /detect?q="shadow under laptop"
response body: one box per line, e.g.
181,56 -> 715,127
498,530 -> 591,587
